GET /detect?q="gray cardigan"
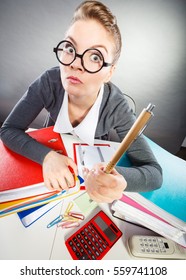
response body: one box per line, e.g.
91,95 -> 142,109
0,66 -> 163,192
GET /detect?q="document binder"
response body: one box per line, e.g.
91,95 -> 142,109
0,126 -> 81,217
0,126 -> 67,193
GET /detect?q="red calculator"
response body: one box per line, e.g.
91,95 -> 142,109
65,210 -> 122,260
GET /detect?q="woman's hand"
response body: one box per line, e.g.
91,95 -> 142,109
82,163 -> 127,203
42,150 -> 78,191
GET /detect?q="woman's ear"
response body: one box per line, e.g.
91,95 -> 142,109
104,65 -> 116,83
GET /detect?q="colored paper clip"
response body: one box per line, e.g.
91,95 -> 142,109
64,201 -> 74,216
68,212 -> 85,220
47,215 -> 63,228
57,220 -> 80,229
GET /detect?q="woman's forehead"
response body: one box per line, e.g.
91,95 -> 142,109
66,19 -> 114,53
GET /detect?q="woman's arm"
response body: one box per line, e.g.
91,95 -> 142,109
0,68 -> 78,190
96,83 -> 163,193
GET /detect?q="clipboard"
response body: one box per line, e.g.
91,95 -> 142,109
73,143 -> 115,180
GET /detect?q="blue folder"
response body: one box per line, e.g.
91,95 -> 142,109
17,175 -> 84,227
118,136 -> 186,222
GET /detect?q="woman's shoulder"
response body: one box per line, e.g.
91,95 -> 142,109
103,82 -> 129,108
41,66 -> 61,82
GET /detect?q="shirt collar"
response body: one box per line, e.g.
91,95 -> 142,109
54,85 -> 104,145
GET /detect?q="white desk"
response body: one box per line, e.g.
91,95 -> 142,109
0,134 -> 159,260
0,196 -> 155,260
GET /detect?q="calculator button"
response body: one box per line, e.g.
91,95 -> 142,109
76,252 -> 81,258
79,253 -> 90,260
87,249 -> 92,255
72,246 -> 77,252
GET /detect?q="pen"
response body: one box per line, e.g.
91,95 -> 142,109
105,103 -> 155,174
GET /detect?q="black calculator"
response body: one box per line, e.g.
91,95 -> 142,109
65,210 -> 122,260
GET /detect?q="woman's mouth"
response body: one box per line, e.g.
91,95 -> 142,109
67,76 -> 83,84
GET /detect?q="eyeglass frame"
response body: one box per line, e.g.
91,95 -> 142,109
53,40 -> 113,74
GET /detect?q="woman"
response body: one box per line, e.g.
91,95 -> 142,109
0,1 -> 162,203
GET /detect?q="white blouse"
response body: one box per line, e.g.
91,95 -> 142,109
54,85 -> 104,145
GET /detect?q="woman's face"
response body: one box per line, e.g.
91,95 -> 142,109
60,19 -> 116,99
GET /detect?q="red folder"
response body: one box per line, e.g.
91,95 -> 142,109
0,126 -> 67,192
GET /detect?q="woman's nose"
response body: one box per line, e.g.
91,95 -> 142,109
70,56 -> 84,72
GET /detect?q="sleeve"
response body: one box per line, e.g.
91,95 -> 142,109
115,101 -> 163,192
116,135 -> 163,192
103,84 -> 163,192
0,70 -> 55,164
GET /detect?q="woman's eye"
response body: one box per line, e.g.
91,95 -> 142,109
90,54 -> 102,63
64,44 -> 75,54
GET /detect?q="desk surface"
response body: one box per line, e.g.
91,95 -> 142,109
0,134 -> 167,260
0,195 -> 155,260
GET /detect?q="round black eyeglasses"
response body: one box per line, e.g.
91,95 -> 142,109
53,40 -> 112,74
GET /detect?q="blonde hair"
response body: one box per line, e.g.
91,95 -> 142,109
70,0 -> 122,63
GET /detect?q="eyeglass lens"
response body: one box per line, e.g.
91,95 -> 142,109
56,41 -> 105,73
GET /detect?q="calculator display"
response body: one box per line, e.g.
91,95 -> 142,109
94,216 -> 117,242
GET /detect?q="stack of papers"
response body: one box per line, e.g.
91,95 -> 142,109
112,192 -> 186,247
0,179 -> 80,217
0,126 -> 81,218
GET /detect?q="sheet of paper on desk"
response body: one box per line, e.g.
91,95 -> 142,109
0,177 -> 81,217
0,183 -> 56,203
74,144 -> 116,179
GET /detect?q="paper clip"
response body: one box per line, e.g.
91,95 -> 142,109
47,215 -> 63,228
68,212 -> 85,220
64,201 -> 74,216
57,220 -> 80,229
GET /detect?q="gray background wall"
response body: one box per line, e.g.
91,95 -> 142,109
0,0 -> 186,154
